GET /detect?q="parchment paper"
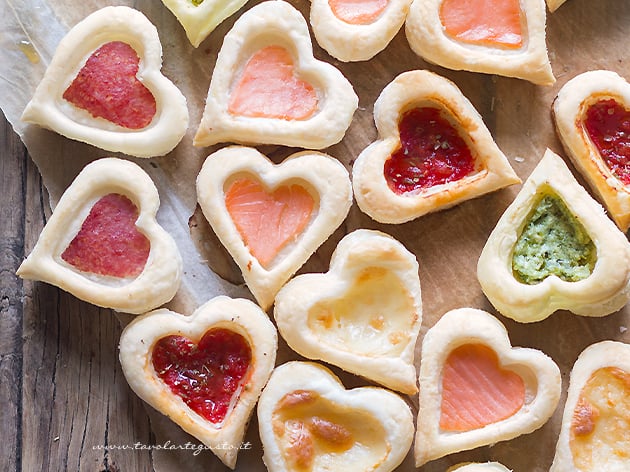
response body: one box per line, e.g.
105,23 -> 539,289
2,0 -> 629,470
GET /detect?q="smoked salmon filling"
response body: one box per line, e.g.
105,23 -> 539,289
329,0 -> 389,25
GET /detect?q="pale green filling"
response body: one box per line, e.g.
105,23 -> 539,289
512,193 -> 596,285
191,0 -> 204,5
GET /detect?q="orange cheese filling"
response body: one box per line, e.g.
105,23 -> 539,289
329,0 -> 388,25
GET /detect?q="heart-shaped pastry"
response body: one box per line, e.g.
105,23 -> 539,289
477,148 -> 630,322
257,361 -> 414,472
405,0 -> 555,85
160,0 -> 250,48
196,146 -> 352,310
550,341 -> 630,472
414,308 -> 561,467
17,158 -> 182,314
448,463 -> 513,472
352,70 -> 520,224
553,70 -> 630,231
193,0 -> 358,149
119,295 -> 278,469
309,0 -> 412,61
21,6 -> 189,158
274,229 -> 422,394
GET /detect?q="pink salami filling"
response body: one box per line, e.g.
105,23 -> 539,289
63,41 -> 156,129
61,193 -> 150,278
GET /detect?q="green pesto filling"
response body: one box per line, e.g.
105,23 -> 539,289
512,193 -> 596,285
191,0 -> 204,5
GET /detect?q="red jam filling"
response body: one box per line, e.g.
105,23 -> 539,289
63,41 -> 157,129
384,107 -> 476,194
61,193 -> 150,278
583,99 -> 630,185
152,328 -> 252,424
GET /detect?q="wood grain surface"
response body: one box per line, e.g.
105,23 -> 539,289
1,0 -> 630,471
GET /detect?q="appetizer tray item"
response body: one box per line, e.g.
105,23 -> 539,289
21,6 -> 189,158
194,0 -> 358,149
352,69 -> 520,224
478,148 -> 630,323
274,229 -> 422,394
257,361 -> 414,472
405,0 -> 555,85
553,70 -> 630,231
309,0 -> 412,62
17,157 -> 182,314
196,146 -> 352,310
448,463 -> 513,472
415,308 -> 561,467
550,340 -> 630,472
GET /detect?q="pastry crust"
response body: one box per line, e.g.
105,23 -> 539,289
193,0 -> 358,149
477,148 -> 630,323
21,6 -> 189,158
309,0 -> 412,62
546,0 -> 569,12
553,70 -> 630,231
17,158 -> 183,314
274,229 -> 422,394
352,70 -> 520,224
550,341 -> 630,472
448,463 -> 513,472
161,0 -> 249,48
414,308 -> 561,467
405,0 -> 555,85
196,146 -> 352,310
119,296 -> 278,469
257,361 -> 414,472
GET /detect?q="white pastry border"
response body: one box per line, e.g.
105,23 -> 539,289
21,6 -> 189,158
196,145 -> 352,310
352,69 -> 520,224
448,463 -> 513,472
119,296 -> 278,469
414,308 -> 561,467
405,0 -> 555,85
257,361 -> 414,472
550,340 -> 630,472
553,70 -> 630,231
274,229 -> 422,394
17,157 -> 183,314
309,0 -> 412,62
477,148 -> 630,323
193,0 -> 358,149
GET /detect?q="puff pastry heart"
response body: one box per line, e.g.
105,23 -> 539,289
448,463 -> 513,472
309,0 -> 412,62
119,296 -> 278,469
193,0 -> 358,149
161,0 -> 249,47
274,229 -> 422,394
477,148 -> 630,323
21,6 -> 189,158
415,308 -> 561,467
196,146 -> 352,310
405,0 -> 555,85
17,158 -> 182,314
257,361 -> 414,472
352,70 -> 520,224
550,341 -> 630,472
553,70 -> 630,231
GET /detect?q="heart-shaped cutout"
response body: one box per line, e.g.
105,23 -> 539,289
550,341 -> 630,472
258,361 -> 413,472
21,6 -> 189,157
225,177 -> 315,268
553,70 -> 630,230
17,158 -> 182,314
405,0 -> 554,84
352,70 -> 520,224
478,148 -> 630,322
415,308 -> 561,467
194,0 -> 358,149
160,0 -> 249,48
197,146 -> 352,310
119,296 -> 278,468
274,229 -> 422,394
228,46 -> 318,121
310,0 -> 412,62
